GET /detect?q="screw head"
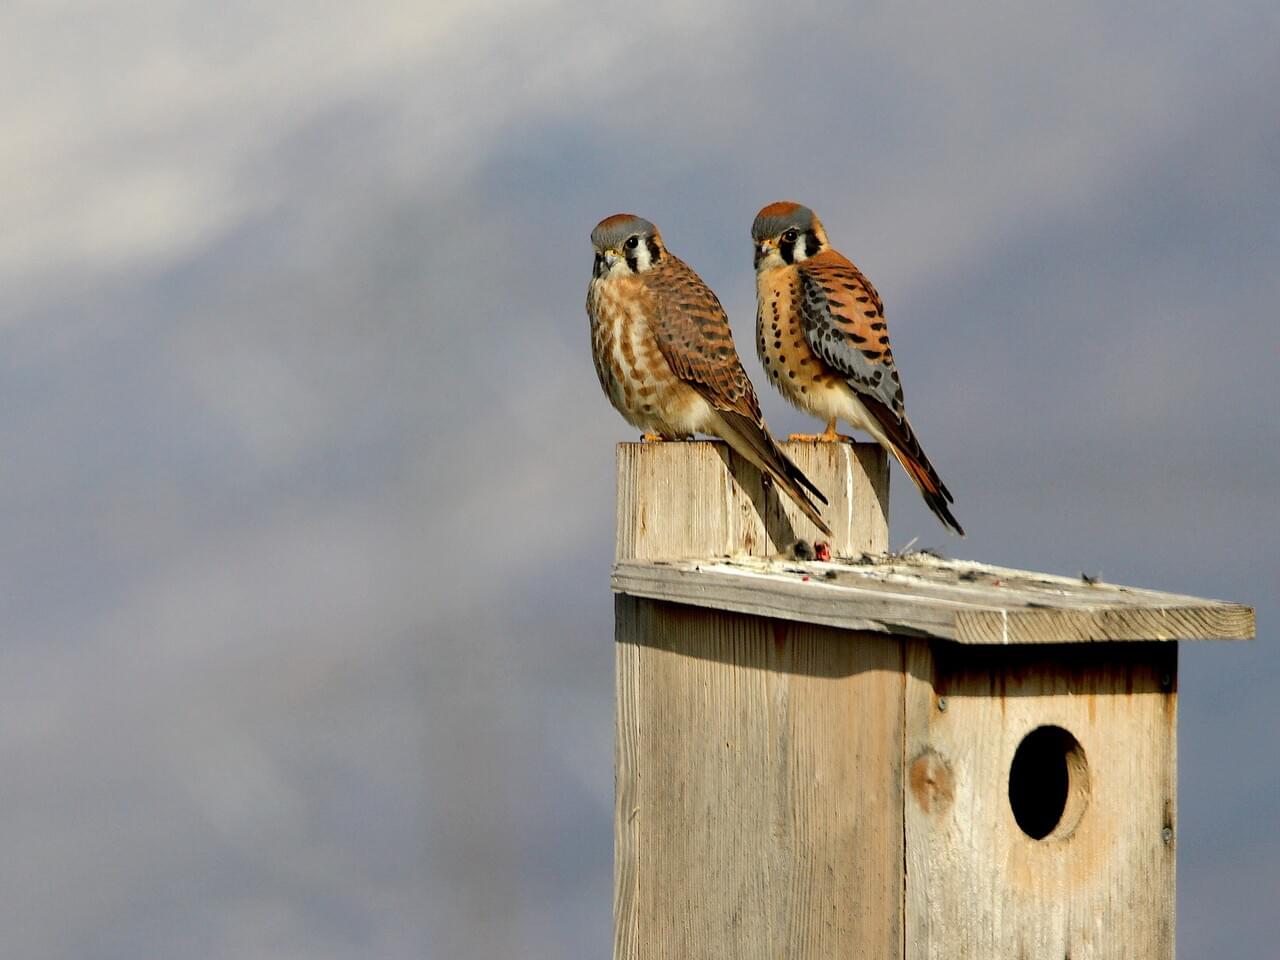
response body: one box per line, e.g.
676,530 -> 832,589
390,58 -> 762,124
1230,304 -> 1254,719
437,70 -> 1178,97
1161,827 -> 1174,844
937,697 -> 948,712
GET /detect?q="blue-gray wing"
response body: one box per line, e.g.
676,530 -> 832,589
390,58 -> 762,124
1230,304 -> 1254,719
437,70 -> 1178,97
796,253 -> 905,418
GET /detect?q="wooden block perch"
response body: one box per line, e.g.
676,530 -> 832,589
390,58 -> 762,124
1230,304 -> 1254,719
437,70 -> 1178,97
615,439 -> 889,561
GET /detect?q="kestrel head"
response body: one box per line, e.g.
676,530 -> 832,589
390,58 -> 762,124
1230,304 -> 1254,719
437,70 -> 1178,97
751,202 -> 829,271
590,214 -> 666,278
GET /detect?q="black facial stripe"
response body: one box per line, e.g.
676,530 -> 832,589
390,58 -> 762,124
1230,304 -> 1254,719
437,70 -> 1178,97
593,253 -> 604,277
803,231 -> 820,258
625,255 -> 639,273
779,239 -> 796,264
646,237 -> 661,263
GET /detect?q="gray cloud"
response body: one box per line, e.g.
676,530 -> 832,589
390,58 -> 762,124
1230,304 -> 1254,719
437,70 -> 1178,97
1,1 -> 1276,957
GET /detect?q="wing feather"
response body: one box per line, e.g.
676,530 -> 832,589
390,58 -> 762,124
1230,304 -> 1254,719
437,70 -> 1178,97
645,255 -> 832,530
645,255 -> 763,422
797,252 -> 904,418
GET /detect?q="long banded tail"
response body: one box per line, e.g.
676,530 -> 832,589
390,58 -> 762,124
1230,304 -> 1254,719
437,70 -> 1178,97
715,411 -> 832,537
854,395 -> 964,536
886,439 -> 964,536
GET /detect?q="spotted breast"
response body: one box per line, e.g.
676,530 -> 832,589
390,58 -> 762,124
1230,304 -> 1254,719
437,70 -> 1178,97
588,270 -> 709,438
755,262 -> 864,430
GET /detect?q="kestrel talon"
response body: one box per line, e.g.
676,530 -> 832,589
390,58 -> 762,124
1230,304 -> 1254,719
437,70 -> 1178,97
586,213 -> 831,536
751,202 -> 964,535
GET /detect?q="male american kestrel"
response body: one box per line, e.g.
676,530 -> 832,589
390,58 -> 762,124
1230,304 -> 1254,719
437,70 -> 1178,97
751,202 -> 963,535
587,213 -> 832,536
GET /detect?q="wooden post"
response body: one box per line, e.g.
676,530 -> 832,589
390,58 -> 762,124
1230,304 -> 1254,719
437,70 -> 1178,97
612,441 -> 1253,960
615,440 -> 897,959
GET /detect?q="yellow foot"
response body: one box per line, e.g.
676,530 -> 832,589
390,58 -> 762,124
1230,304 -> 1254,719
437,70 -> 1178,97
641,433 -> 665,442
789,418 -> 850,443
788,423 -> 853,443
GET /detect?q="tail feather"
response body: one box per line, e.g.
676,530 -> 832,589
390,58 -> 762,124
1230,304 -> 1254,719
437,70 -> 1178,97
714,411 -> 833,537
854,395 -> 963,536
889,444 -> 964,536
779,448 -> 828,505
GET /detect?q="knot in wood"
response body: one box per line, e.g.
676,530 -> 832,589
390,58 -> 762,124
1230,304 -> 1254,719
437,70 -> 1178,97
909,747 -> 955,817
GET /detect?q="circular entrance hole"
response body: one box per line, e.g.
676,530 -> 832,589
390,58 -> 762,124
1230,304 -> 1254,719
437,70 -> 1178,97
1008,725 -> 1090,841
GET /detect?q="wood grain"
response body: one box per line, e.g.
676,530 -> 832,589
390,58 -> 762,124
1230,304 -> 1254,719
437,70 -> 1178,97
615,439 -> 888,562
903,642 -> 1178,960
615,598 -> 903,959
612,556 -> 1255,644
613,596 -> 642,960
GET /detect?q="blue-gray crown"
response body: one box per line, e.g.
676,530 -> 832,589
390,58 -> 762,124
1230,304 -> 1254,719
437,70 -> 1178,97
751,202 -> 817,241
591,214 -> 658,250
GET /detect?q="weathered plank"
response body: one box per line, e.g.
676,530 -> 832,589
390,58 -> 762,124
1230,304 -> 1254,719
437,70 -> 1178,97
611,556 -> 1255,644
613,598 -> 642,960
615,596 -> 903,960
613,559 -> 958,638
903,642 -> 1178,959
616,440 -> 888,562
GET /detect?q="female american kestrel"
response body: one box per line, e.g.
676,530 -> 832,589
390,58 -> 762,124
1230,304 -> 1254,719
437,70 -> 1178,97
586,213 -> 831,536
751,202 -> 963,535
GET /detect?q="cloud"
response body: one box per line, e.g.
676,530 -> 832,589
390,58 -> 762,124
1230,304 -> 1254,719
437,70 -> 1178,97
1,1 -> 1277,957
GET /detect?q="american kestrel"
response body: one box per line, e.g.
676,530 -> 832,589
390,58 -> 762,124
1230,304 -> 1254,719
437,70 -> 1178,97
587,213 -> 832,536
751,202 -> 963,535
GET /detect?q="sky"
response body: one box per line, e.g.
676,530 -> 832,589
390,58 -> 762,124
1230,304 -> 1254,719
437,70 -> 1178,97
2,2 -> 1276,957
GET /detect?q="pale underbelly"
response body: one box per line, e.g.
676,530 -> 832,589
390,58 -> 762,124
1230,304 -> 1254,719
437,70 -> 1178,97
592,290 -> 713,437
607,368 -> 713,437
758,333 -> 883,441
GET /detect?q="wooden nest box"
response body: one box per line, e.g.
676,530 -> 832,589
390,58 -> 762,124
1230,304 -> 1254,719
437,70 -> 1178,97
610,441 -> 1253,960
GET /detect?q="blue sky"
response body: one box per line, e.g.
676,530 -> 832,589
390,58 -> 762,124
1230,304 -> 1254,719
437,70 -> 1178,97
2,2 -> 1276,957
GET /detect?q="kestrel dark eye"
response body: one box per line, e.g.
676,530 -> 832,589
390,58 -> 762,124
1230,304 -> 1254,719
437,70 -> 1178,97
625,236 -> 640,249
782,229 -> 799,243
